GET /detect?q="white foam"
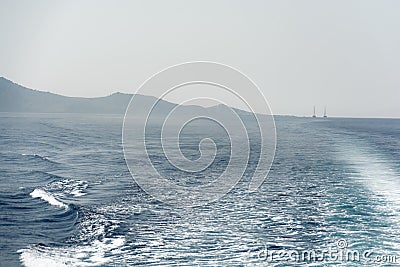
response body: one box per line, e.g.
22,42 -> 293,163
19,249 -> 69,267
350,152 -> 400,216
19,202 -> 126,267
338,143 -> 400,224
19,237 -> 125,267
70,189 -> 86,197
30,189 -> 68,209
48,179 -> 88,197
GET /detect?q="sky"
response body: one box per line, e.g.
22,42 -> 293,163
0,0 -> 399,117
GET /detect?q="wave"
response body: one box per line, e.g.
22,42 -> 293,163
19,237 -> 125,267
46,179 -> 88,197
22,153 -> 46,159
30,189 -> 68,209
21,153 -> 60,165
29,178 -> 89,209
28,170 -> 69,182
19,204 -> 125,266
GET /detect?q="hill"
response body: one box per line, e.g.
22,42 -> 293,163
0,77 -> 260,122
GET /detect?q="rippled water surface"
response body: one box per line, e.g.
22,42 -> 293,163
1,113 -> 400,266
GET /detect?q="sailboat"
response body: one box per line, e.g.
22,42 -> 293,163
312,106 -> 316,118
323,106 -> 327,118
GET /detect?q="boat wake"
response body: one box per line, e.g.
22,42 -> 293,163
20,193 -> 126,266
336,138 -> 400,252
342,146 -> 400,219
19,236 -> 125,267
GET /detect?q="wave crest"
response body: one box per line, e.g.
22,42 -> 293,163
30,189 -> 68,209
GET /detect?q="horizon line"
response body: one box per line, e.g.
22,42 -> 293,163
1,76 -> 399,119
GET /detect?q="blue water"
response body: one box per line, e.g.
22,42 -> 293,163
0,113 -> 400,266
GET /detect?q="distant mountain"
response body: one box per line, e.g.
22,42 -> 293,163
0,77 -> 172,114
0,77 -> 258,119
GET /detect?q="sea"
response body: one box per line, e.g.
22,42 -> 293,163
0,113 -> 399,266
